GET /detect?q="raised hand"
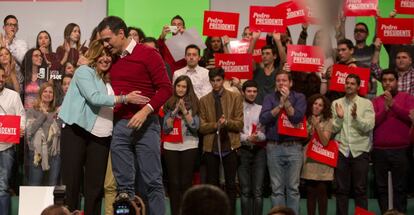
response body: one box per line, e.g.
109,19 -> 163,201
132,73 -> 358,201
335,103 -> 344,119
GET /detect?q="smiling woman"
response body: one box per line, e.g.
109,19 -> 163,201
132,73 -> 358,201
57,40 -> 150,214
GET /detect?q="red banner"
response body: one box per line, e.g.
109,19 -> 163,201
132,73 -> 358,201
395,0 -> 414,14
354,207 -> 375,215
229,39 -> 266,63
377,18 -> 414,45
329,64 -> 370,96
203,11 -> 240,38
277,110 -> 307,138
0,115 -> 21,144
215,53 -> 253,79
249,6 -> 285,33
161,117 -> 183,143
287,45 -> 324,72
253,39 -> 267,63
278,1 -> 308,26
343,0 -> 378,16
306,132 -> 339,167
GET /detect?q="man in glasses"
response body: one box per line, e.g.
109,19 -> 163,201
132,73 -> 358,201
0,15 -> 27,71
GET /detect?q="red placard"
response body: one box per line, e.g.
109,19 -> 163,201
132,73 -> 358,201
252,39 -> 267,63
329,64 -> 370,96
377,18 -> 414,45
306,132 -> 339,167
203,11 -> 240,38
161,117 -> 183,143
215,53 -> 253,79
395,0 -> 414,15
249,6 -> 285,33
229,39 -> 266,63
354,207 -> 375,215
277,110 -> 307,138
278,1 -> 308,26
287,45 -> 324,72
343,0 -> 378,17
0,115 -> 21,144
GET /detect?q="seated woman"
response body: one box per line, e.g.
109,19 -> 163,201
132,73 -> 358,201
58,40 -> 148,215
26,82 -> 61,186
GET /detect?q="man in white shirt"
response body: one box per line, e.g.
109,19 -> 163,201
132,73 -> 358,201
173,44 -> 211,99
1,15 -> 28,71
238,80 -> 266,215
0,67 -> 25,215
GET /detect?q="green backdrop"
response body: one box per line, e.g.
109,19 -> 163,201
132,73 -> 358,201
107,0 -> 209,40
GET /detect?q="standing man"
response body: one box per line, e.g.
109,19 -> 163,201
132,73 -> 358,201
259,71 -> 307,215
238,80 -> 266,215
97,16 -> 172,215
0,67 -> 25,215
199,68 -> 243,215
158,15 -> 187,76
372,69 -> 414,214
331,74 -> 375,215
173,44 -> 211,99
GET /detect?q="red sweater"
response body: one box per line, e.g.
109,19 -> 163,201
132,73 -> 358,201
110,44 -> 172,119
373,92 -> 414,149
157,38 -> 186,75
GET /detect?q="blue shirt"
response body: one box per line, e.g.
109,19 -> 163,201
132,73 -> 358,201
259,91 -> 307,142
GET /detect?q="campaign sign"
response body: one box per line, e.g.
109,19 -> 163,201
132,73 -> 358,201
329,64 -> 370,96
0,115 -> 21,144
278,110 -> 307,138
278,1 -> 308,26
215,53 -> 253,79
343,0 -> 378,17
203,11 -> 240,38
377,18 -> 414,44
287,45 -> 324,72
395,0 -> 414,15
249,6 -> 285,33
306,132 -> 339,167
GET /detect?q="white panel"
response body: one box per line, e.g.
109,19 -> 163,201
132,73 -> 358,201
0,0 -> 107,50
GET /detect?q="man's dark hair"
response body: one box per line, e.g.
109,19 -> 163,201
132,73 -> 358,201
185,44 -> 200,56
276,70 -> 292,81
142,37 -> 159,49
355,22 -> 369,34
171,15 -> 185,27
261,45 -> 276,55
381,69 -> 399,81
127,26 -> 146,42
346,73 -> 361,86
3,15 -> 17,25
242,80 -> 258,92
97,16 -> 127,35
337,38 -> 354,50
268,206 -> 296,215
395,46 -> 413,60
181,185 -> 230,215
209,67 -> 225,80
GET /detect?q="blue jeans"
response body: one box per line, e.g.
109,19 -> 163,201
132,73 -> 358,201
266,142 -> 303,215
0,147 -> 15,215
111,116 -> 165,215
27,150 -> 61,186
237,146 -> 266,215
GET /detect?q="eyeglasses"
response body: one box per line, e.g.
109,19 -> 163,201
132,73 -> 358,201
354,29 -> 367,33
5,23 -> 18,28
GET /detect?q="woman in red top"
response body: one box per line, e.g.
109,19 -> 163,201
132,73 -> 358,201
56,23 -> 88,67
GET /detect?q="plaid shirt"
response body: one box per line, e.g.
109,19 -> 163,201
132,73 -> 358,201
372,63 -> 414,96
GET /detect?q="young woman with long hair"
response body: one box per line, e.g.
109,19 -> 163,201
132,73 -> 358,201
162,75 -> 200,215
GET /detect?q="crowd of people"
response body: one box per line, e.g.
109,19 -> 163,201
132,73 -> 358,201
0,5 -> 413,215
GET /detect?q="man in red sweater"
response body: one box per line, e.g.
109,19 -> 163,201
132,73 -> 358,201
98,16 -> 172,215
372,69 -> 414,214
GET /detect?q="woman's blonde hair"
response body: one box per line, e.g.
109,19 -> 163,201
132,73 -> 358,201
85,40 -> 110,82
33,82 -> 56,113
